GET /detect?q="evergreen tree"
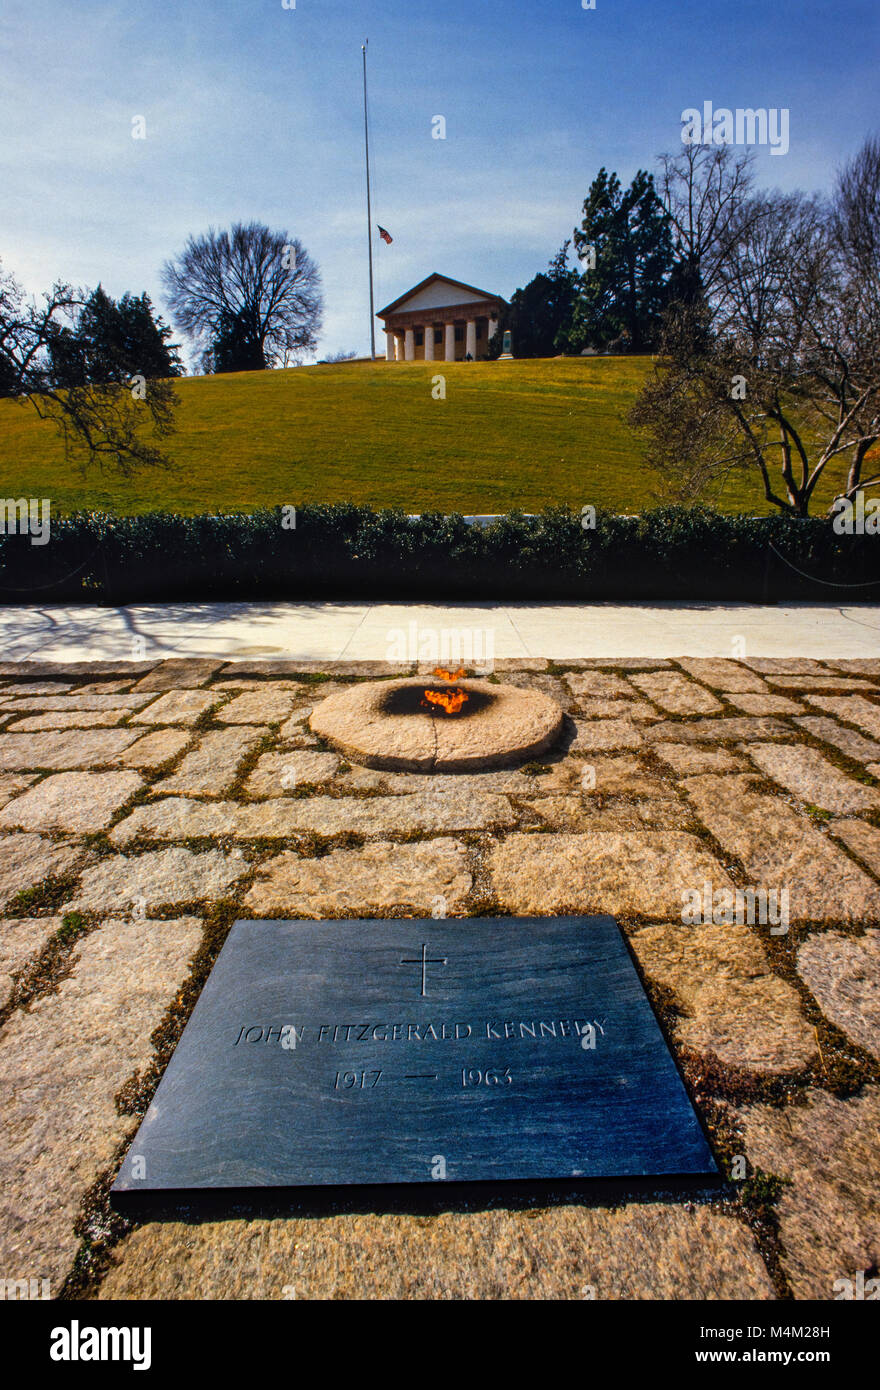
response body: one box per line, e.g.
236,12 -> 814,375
49,285 -> 182,386
201,305 -> 268,374
566,168 -> 674,353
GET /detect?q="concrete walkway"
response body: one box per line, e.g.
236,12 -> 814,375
0,600 -> 879,662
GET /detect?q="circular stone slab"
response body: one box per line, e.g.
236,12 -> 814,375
309,678 -> 565,772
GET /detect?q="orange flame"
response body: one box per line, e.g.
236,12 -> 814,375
432,666 -> 466,682
422,687 -> 470,715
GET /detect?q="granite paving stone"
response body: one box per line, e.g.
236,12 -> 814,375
572,755 -> 673,797
245,838 -> 472,916
216,689 -> 300,725
653,744 -> 747,775
743,743 -> 880,814
0,663 -> 157,682
0,835 -> 83,910
675,660 -> 770,693
0,729 -> 140,771
739,1088 -> 880,1300
155,727 -> 263,796
632,922 -> 814,1073
0,917 -> 202,1289
805,695 -> 880,740
133,690 -> 222,725
0,916 -> 63,1009
744,659 -> 830,675
0,694 -> 153,712
628,672 -> 723,716
564,658 -> 674,670
70,681 -> 137,695
724,693 -> 805,716
682,775 -> 880,922
243,749 -> 341,797
112,729 -> 192,770
490,831 -> 731,917
823,659 -> 880,675
6,711 -> 136,731
213,679 -> 304,691
830,818 -> 880,876
647,717 -> 791,743
110,788 -> 515,843
70,848 -> 249,911
528,795 -> 683,833
278,708 -> 319,744
797,929 -> 880,1061
95,1203 -> 774,1300
0,683 -> 74,695
563,671 -> 639,701
497,673 -> 578,713
767,676 -> 877,691
569,719 -> 643,752
132,659 -> 222,692
0,774 -> 38,807
0,771 -> 143,834
793,716 -> 880,765
575,698 -> 659,721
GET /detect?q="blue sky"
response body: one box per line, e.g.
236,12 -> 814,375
2,0 -> 878,364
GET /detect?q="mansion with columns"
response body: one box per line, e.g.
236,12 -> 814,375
377,273 -> 507,362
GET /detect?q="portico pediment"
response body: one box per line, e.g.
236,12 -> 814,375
378,273 -> 505,319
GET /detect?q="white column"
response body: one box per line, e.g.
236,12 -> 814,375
424,324 -> 435,362
385,331 -> 395,362
394,334 -> 403,361
404,328 -> 415,361
445,323 -> 456,362
466,319 -> 477,359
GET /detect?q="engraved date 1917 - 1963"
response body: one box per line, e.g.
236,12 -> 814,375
332,1067 -> 516,1090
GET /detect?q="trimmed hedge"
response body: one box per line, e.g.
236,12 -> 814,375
0,505 -> 878,603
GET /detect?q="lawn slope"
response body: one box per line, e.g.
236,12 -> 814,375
0,356 -> 852,516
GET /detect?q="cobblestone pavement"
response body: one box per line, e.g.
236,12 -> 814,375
0,656 -> 877,1300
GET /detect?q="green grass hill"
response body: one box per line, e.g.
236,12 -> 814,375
0,356 -> 854,517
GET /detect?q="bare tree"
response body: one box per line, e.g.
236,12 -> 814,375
657,142 -> 758,304
161,222 -> 322,371
631,137 -> 880,516
0,259 -> 177,476
831,135 -> 880,502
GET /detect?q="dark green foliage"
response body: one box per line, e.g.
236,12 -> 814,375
488,244 -> 579,359
48,286 -> 182,387
0,504 -> 876,602
201,306 -> 267,374
567,168 -> 674,354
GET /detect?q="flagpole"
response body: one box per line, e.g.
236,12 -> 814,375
362,40 -> 376,361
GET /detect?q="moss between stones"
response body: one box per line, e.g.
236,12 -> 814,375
0,909 -> 99,1030
6,870 -> 82,916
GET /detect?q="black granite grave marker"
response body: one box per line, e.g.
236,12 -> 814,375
111,916 -> 717,1207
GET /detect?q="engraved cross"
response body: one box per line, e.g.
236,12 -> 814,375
399,943 -> 448,997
